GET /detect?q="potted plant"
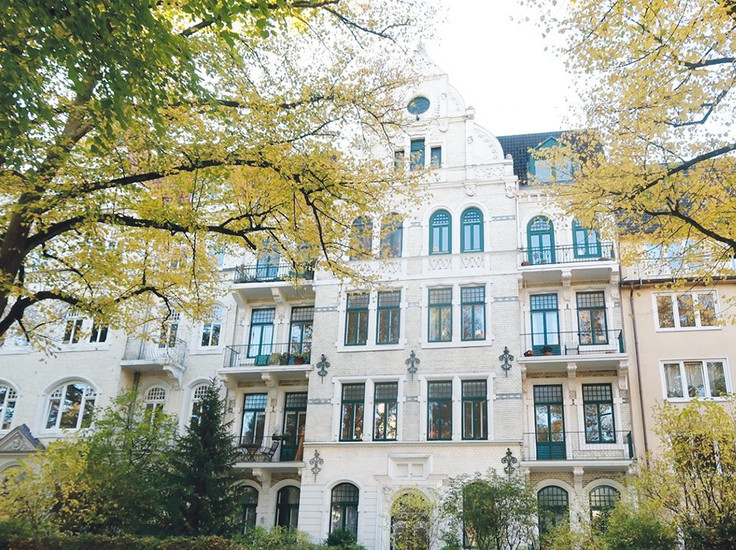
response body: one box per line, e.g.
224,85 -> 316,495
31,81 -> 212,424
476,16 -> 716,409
292,352 -> 309,365
279,353 -> 289,365
541,345 -> 554,356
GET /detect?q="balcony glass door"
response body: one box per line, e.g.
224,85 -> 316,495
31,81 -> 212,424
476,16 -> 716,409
531,294 -> 560,354
527,216 -> 555,265
247,308 -> 275,360
534,385 -> 566,460
281,392 -> 307,461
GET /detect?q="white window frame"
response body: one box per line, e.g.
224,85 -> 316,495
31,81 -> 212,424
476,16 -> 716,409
44,381 -> 97,431
653,291 -> 719,331
0,383 -> 18,430
198,306 -> 224,349
661,359 -> 730,401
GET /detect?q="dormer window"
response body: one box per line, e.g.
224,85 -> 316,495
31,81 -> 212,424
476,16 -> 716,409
529,137 -> 573,184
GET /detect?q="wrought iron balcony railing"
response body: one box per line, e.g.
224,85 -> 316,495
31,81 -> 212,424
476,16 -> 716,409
520,329 -> 624,357
519,242 -> 615,266
233,262 -> 314,284
235,432 -> 305,463
223,342 -> 311,368
122,337 -> 187,365
522,431 -> 633,462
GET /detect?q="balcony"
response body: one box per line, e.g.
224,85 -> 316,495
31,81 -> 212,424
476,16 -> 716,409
234,433 -> 305,473
220,343 -> 312,383
120,338 -> 187,384
522,431 -> 634,470
519,242 -> 616,284
519,330 -> 626,375
231,262 -> 315,302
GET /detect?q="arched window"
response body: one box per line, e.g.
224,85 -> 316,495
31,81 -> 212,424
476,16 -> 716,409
589,485 -> 620,528
45,381 -> 97,430
331,482 -> 359,535
537,486 -> 569,537
572,220 -> 601,258
350,217 -> 373,260
144,386 -> 166,415
275,486 -> 300,529
380,213 -> 403,258
461,208 -> 483,252
527,216 -> 555,265
189,384 -> 209,426
241,485 -> 259,533
429,210 -> 451,255
0,384 -> 18,430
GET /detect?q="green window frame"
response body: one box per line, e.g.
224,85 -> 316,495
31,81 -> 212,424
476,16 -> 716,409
577,292 -> 608,345
530,294 -> 560,354
572,220 -> 601,258
460,208 -> 483,252
428,288 -> 452,342
462,380 -> 487,440
410,138 -> 425,170
427,380 -> 453,440
429,210 -> 451,255
430,146 -> 442,168
345,293 -> 369,346
289,306 -> 314,356
247,308 -> 275,358
589,485 -> 620,529
275,486 -> 300,529
377,290 -> 401,345
380,213 -> 403,258
537,486 -> 569,537
527,216 -> 555,265
582,384 -> 615,443
340,383 -> 365,441
241,486 -> 259,533
461,286 -> 485,341
350,216 -> 373,259
330,483 -> 359,535
240,393 -> 267,446
373,382 -> 398,441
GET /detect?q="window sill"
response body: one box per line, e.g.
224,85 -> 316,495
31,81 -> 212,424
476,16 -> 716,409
188,347 -> 223,356
655,326 -> 721,332
665,396 -> 730,402
54,343 -> 111,353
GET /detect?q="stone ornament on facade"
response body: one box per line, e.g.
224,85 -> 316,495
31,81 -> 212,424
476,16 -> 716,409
309,449 -> 324,481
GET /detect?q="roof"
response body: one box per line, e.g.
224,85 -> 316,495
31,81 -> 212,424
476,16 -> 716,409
496,131 -> 566,182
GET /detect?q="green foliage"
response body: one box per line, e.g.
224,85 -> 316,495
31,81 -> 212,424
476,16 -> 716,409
0,531 -> 238,549
234,526 -> 323,550
602,500 -> 677,550
325,528 -> 363,550
164,379 -> 239,536
0,0 -> 435,345
390,491 -> 433,550
439,471 -> 537,550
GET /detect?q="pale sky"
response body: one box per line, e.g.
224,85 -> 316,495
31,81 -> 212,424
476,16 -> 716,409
425,1 -> 576,137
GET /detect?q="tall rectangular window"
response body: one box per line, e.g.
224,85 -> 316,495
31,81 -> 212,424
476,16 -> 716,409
394,150 -> 405,170
289,306 -> 314,356
341,383 -> 365,441
576,292 -> 608,345
89,322 -> 108,344
240,393 -> 267,446
158,313 -> 180,348
200,307 -> 223,347
655,292 -> 717,329
462,380 -> 487,440
345,293 -> 369,346
247,308 -> 275,358
430,146 -> 442,168
374,382 -> 398,441
410,138 -> 425,170
427,380 -> 452,440
461,286 -> 485,341
582,384 -> 615,443
530,294 -> 559,354
428,288 -> 452,342
63,318 -> 83,344
377,290 -> 401,345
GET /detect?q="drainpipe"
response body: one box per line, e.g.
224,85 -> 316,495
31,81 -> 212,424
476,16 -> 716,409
628,283 -> 650,456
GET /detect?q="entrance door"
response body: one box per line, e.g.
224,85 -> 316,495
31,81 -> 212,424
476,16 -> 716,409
281,392 -> 307,461
534,385 -> 566,460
